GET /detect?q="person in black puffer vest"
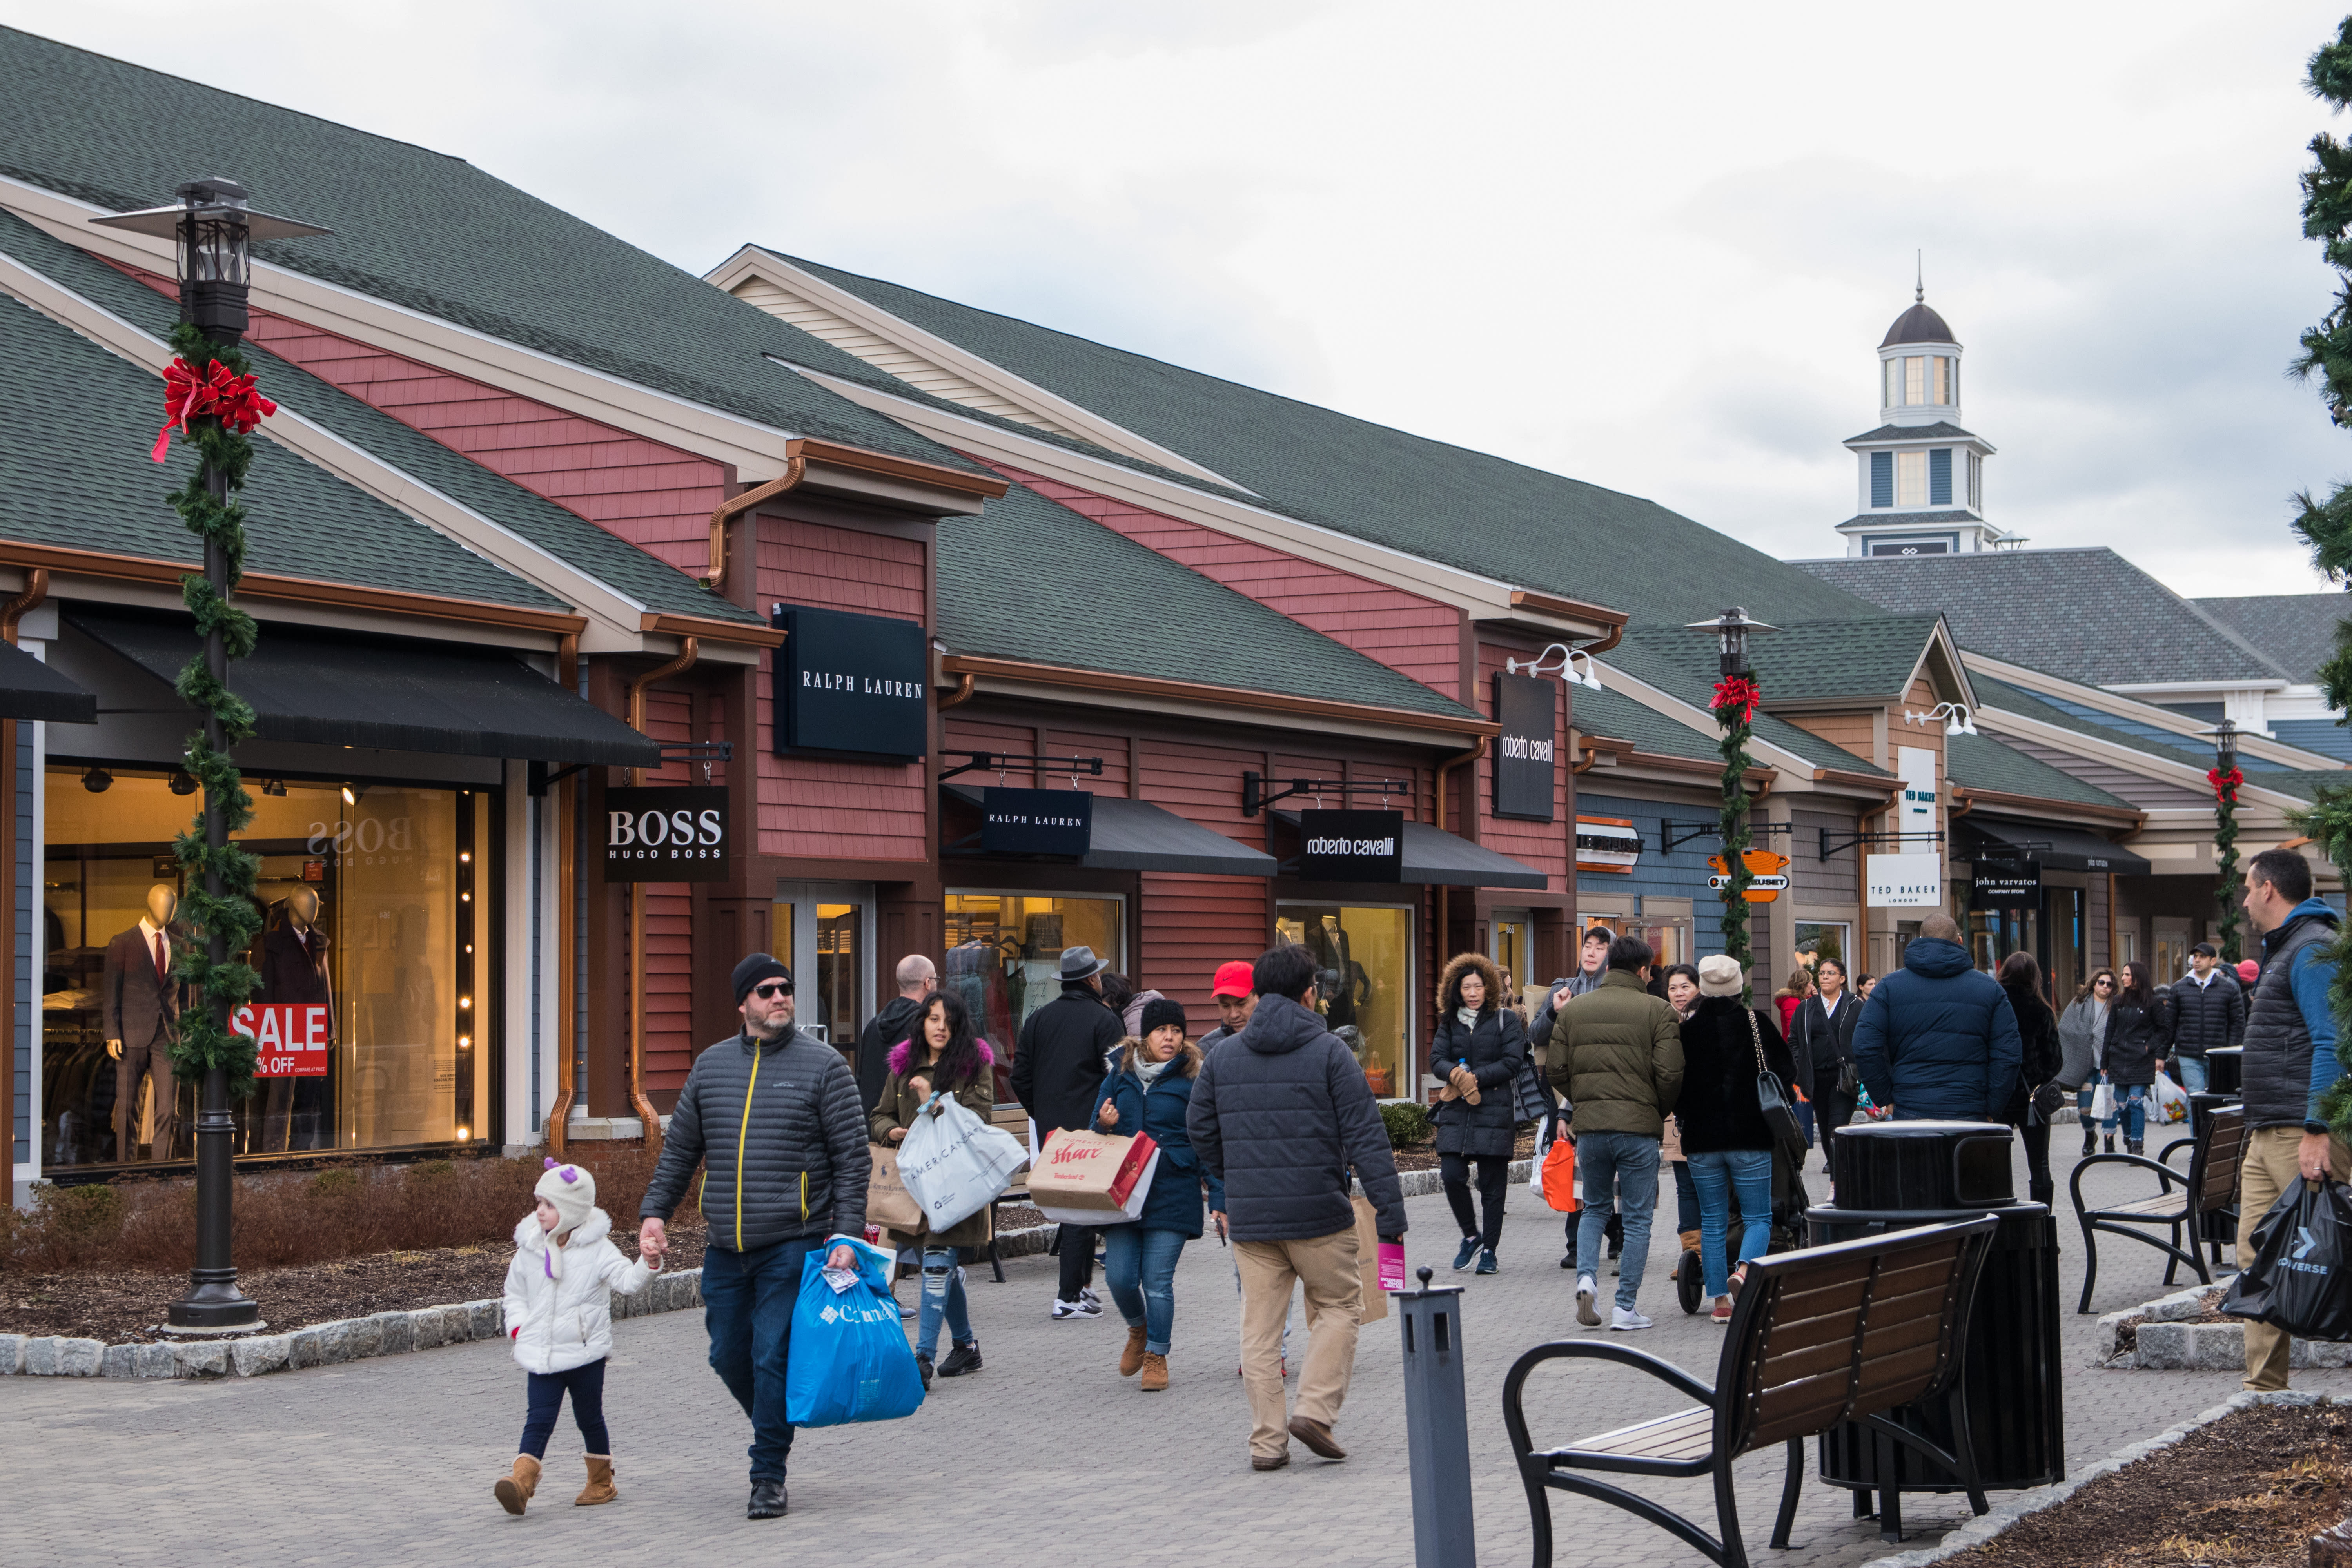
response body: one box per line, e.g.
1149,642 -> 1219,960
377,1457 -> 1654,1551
1429,952 -> 1526,1276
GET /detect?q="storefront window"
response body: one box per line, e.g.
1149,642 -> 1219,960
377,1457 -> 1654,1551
41,767 -> 489,1168
1276,903 -> 1411,1099
1793,922 -> 1849,969
1969,907 -> 2040,976
943,893 -> 1123,1101
1623,917 -> 1690,972
1490,914 -> 1531,1002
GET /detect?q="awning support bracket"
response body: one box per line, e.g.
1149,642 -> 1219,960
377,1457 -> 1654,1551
1820,828 -> 1946,860
1660,820 -> 1796,854
938,751 -> 1103,784
1243,772 -> 1412,817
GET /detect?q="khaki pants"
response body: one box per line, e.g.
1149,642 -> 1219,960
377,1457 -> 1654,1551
1234,1227 -> 1362,1460
2238,1125 -> 2352,1391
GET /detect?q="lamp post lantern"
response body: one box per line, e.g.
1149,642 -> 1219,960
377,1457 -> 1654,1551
2210,719 -> 2244,964
92,180 -> 328,1332
1685,608 -> 1775,993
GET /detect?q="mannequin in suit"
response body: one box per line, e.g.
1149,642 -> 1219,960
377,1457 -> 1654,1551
103,884 -> 182,1161
259,886 -> 333,1151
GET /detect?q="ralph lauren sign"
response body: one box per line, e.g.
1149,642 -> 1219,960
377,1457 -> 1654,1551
603,786 -> 730,882
1300,809 -> 1403,882
980,788 -> 1094,857
771,604 -> 928,760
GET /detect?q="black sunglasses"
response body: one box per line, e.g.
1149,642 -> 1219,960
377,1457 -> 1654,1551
752,980 -> 793,999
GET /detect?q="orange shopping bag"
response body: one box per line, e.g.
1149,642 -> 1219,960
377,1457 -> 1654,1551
1537,1118 -> 1578,1213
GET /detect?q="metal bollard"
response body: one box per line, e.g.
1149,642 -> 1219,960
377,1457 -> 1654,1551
1398,1265 -> 1477,1568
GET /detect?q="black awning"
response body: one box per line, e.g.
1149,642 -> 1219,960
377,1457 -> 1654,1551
1958,817 -> 2152,877
0,638 -> 94,724
942,783 -> 1276,877
1272,811 -> 1549,890
67,609 -> 658,768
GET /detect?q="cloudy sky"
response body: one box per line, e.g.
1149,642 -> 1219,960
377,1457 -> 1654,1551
14,1 -> 2352,599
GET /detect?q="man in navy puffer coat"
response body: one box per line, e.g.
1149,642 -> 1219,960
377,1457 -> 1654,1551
1852,912 -> 2022,1122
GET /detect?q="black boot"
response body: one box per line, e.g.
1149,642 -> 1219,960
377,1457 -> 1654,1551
747,1478 -> 788,1519
2127,1140 -> 2143,1156
2105,1134 -> 2116,1154
2082,1128 -> 2097,1157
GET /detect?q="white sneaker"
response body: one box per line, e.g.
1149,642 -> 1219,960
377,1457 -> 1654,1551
1051,1297 -> 1102,1320
1078,1286 -> 1104,1310
1610,1307 -> 1653,1332
1575,1275 -> 1601,1327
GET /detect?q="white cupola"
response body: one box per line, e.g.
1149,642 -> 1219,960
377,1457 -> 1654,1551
1834,285 -> 2015,557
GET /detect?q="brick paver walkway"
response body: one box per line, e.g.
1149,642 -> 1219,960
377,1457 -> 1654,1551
7,1139 -> 2345,1566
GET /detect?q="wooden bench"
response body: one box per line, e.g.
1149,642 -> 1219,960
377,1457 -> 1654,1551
1501,1214 -> 1999,1568
2069,1103 -> 2244,1314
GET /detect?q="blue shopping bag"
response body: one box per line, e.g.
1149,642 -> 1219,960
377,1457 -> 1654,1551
783,1235 -> 926,1427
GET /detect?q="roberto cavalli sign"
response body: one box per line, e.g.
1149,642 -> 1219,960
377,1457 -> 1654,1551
980,788 -> 1093,857
771,604 -> 928,760
1493,673 -> 1555,822
603,785 -> 730,882
1301,809 -> 1403,882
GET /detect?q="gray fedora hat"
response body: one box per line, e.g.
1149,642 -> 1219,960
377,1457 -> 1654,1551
1058,945 -> 1108,982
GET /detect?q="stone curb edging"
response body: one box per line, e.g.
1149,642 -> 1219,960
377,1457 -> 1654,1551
1867,1390 -> 2336,1567
0,1266 -> 706,1381
2091,1279 -> 2352,1371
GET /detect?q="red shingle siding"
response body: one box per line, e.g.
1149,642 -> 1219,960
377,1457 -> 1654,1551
635,686 -> 700,1095
974,459 -> 1463,700
755,515 -> 931,862
1140,872 -> 1267,1018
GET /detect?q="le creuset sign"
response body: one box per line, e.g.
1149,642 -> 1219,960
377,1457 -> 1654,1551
603,786 -> 730,882
771,604 -> 928,760
980,788 -> 1094,857
1300,809 -> 1403,882
1492,673 -> 1555,822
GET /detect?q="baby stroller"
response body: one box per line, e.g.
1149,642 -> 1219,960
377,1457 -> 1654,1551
1675,1134 -> 1815,1314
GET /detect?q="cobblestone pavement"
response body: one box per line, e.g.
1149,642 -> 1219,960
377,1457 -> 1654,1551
7,1139 -> 2349,1567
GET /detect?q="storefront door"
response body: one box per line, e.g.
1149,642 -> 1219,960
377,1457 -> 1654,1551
772,882 -> 872,1048
1490,911 -> 1532,1002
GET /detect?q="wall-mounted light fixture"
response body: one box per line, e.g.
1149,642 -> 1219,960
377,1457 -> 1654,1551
1505,641 -> 1604,691
1902,702 -> 1978,737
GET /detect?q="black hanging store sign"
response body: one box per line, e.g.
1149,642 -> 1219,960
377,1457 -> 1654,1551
1970,861 -> 2042,909
771,604 -> 929,760
979,788 -> 1094,857
1300,809 -> 1404,882
603,786 -> 730,882
1493,672 -> 1556,822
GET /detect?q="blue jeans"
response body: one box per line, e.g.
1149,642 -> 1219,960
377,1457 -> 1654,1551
2176,1056 -> 2209,1094
1575,1131 -> 1659,1311
1686,1149 -> 1773,1299
917,1246 -> 973,1358
701,1236 -> 818,1482
1672,1161 -> 1700,1234
518,1357 -> 608,1459
2118,1084 -> 2147,1143
1103,1225 -> 1189,1355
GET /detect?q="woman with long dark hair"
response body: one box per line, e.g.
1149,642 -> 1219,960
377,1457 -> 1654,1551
870,990 -> 993,1386
2058,969 -> 2116,1156
2097,961 -> 2173,1156
1430,953 -> 1527,1274
1793,956 -> 1862,1173
1997,953 -> 2063,1205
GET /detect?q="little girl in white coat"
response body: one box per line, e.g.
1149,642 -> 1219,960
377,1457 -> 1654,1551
495,1158 -> 658,1515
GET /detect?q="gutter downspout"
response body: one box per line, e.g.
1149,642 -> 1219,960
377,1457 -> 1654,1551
546,632 -> 580,1155
703,458 -> 807,594
1432,735 -> 1488,1001
0,568 -> 43,1193
938,670 -> 976,710
622,637 -> 699,1153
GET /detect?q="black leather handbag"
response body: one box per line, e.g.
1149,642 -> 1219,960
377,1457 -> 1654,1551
1748,1008 -> 1808,1157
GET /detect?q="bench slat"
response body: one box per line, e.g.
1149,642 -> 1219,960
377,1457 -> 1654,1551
1565,1405 -> 1714,1462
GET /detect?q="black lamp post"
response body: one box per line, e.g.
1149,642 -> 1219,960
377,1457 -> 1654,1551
93,180 -> 327,1332
1684,607 -> 1775,989
2211,718 -> 2244,964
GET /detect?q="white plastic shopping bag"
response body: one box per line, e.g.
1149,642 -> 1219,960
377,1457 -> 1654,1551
2151,1068 -> 2190,1124
2090,1080 -> 2115,1123
1528,1118 -> 1554,1201
897,1093 -> 1027,1232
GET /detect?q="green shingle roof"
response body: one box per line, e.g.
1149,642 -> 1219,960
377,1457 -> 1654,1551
0,27 -> 987,480
938,482 -> 1479,724
1968,672 -> 2338,800
2192,593 -> 2347,686
764,251 -> 1889,631
0,265 -> 560,612
1567,683 -> 1724,765
1945,731 -> 2132,811
1608,615 -> 1944,707
0,209 -> 760,623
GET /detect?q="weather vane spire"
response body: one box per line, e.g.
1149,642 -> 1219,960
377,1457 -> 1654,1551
1916,250 -> 1924,304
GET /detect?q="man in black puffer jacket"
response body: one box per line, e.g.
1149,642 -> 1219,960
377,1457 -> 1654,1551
1189,944 -> 1405,1472
2167,942 -> 2245,1094
641,954 -> 867,1521
1011,946 -> 1124,1319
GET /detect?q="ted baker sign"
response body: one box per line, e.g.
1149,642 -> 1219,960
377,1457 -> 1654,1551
235,1002 -> 330,1078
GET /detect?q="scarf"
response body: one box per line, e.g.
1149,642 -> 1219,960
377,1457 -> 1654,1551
1455,1006 -> 1481,1033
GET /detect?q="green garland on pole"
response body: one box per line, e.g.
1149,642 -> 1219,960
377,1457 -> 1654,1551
1712,675 -> 1761,1004
2210,765 -> 2245,965
161,320 -> 263,1095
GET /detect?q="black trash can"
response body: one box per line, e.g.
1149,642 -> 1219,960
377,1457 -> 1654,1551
2204,1046 -> 2243,1098
1811,1120 -> 2065,1522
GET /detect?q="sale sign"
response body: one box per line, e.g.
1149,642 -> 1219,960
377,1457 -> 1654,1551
234,1002 -> 331,1078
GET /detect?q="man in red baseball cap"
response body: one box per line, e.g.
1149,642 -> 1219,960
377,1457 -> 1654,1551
1204,961 -> 1257,1053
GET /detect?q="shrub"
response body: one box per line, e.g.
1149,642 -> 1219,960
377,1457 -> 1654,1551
1380,1102 -> 1432,1149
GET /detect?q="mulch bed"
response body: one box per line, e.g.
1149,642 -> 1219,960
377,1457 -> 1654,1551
1941,1403 -> 2352,1567
0,1218 -> 707,1346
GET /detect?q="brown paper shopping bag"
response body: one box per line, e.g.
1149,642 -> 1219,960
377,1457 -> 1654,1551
1352,1194 -> 1388,1324
866,1143 -> 926,1233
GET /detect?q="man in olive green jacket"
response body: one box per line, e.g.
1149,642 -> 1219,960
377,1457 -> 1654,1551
1543,935 -> 1683,1331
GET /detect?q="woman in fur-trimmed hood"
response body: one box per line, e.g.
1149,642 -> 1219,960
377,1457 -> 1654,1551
1431,951 -> 1526,1274
871,990 -> 996,1385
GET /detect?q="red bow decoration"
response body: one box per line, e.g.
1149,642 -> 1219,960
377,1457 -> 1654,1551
1711,675 -> 1762,725
2208,766 -> 2243,805
152,357 -> 278,462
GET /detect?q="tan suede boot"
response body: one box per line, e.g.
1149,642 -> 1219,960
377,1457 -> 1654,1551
574,1455 -> 617,1506
1139,1352 -> 1169,1392
1679,1230 -> 1701,1256
1119,1325 -> 1148,1377
494,1454 -> 541,1515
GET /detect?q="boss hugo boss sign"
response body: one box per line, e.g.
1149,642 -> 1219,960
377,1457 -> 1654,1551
1301,808 -> 1404,882
603,785 -> 730,882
